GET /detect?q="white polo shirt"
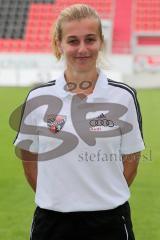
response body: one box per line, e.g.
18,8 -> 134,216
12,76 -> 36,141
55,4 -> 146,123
14,70 -> 145,212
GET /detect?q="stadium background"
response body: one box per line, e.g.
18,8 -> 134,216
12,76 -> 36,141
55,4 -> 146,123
0,0 -> 159,239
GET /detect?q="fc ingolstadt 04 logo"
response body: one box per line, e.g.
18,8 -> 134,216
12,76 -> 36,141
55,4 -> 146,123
47,115 -> 66,134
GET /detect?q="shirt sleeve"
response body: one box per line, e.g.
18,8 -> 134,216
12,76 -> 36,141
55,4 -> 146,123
120,92 -> 145,155
13,91 -> 39,153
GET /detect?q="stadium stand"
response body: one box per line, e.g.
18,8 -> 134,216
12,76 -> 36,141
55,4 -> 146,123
133,0 -> 160,32
132,0 -> 160,72
0,0 -> 113,53
0,0 -> 160,56
112,0 -> 132,54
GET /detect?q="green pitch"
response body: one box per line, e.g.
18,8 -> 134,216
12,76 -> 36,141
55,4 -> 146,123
0,87 -> 159,240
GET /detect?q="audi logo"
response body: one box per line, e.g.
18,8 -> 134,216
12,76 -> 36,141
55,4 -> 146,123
89,119 -> 116,127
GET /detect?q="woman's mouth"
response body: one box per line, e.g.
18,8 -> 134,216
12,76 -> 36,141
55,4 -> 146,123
75,56 -> 91,60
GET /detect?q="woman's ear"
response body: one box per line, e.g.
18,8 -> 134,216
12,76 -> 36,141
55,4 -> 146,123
57,40 -> 63,54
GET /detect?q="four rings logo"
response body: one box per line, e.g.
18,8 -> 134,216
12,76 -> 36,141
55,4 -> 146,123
89,113 -> 117,131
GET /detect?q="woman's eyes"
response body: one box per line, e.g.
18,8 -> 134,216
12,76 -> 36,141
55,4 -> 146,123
67,38 -> 96,45
85,38 -> 96,43
68,40 -> 79,44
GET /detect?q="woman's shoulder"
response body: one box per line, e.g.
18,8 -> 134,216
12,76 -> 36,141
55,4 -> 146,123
107,78 -> 137,100
108,78 -> 136,94
26,80 -> 57,100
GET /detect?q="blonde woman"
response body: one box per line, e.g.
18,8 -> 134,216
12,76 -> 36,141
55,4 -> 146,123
14,4 -> 145,240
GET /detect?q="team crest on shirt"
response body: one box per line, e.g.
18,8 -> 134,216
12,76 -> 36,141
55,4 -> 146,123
47,114 -> 66,133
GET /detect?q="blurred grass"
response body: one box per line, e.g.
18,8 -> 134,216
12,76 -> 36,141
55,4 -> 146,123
0,87 -> 159,240
0,87 -> 34,240
131,89 -> 160,240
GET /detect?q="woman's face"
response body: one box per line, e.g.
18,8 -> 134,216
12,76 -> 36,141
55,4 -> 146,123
58,18 -> 103,73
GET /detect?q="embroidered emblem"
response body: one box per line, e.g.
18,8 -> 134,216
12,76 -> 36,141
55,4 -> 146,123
47,115 -> 66,133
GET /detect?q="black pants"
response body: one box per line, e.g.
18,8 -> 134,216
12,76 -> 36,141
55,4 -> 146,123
30,202 -> 135,240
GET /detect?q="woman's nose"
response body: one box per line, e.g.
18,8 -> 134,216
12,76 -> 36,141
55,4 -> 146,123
78,41 -> 87,53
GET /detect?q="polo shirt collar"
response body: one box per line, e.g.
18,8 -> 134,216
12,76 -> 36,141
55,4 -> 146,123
89,69 -> 108,99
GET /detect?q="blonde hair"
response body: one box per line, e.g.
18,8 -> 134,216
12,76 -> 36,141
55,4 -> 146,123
51,4 -> 104,60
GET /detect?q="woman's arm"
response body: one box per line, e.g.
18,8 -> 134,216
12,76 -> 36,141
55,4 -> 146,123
20,149 -> 38,192
122,152 -> 141,186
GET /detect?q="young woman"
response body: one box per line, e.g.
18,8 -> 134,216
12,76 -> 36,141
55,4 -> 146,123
14,4 -> 145,240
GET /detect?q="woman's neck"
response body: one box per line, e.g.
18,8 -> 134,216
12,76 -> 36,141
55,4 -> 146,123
64,68 -> 99,95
